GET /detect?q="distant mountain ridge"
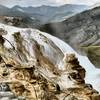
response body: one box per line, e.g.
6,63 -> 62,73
12,4 -> 87,15
0,4 -> 88,24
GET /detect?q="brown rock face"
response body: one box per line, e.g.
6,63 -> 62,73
0,28 -> 100,100
63,53 -> 86,83
62,53 -> 100,100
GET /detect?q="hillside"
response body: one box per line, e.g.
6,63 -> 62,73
0,4 -> 88,25
39,6 -> 100,68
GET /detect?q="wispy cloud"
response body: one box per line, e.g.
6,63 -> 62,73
0,0 -> 100,7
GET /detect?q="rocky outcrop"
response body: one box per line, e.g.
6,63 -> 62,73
0,25 -> 100,100
0,16 -> 41,28
39,6 -> 100,68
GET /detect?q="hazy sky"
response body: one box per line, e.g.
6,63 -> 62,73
0,0 -> 100,7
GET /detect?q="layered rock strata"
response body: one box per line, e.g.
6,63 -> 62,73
0,27 -> 100,100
